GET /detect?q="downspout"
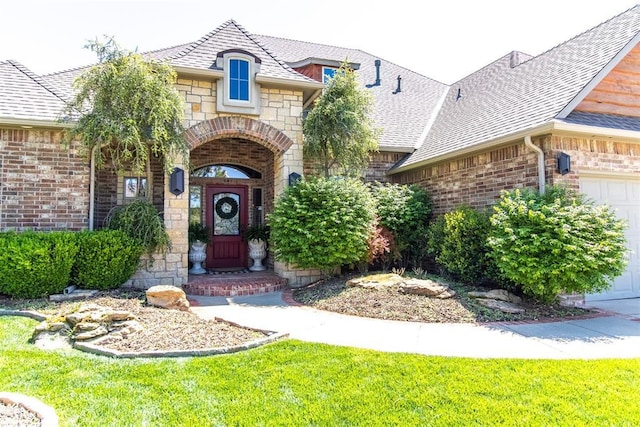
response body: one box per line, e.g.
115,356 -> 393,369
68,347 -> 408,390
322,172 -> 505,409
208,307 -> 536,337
524,135 -> 545,194
88,144 -> 98,230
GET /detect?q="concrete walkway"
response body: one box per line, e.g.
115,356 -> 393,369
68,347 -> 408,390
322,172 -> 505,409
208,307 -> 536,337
189,292 -> 640,359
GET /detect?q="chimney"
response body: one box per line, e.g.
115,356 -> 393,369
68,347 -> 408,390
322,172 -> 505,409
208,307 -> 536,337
392,75 -> 402,94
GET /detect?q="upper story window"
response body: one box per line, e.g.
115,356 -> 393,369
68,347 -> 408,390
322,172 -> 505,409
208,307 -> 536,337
322,67 -> 337,83
229,59 -> 250,101
216,49 -> 261,115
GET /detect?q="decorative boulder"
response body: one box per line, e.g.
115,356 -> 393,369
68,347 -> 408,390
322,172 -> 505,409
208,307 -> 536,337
346,273 -> 404,289
476,298 -> 525,314
399,278 -> 456,298
468,289 -> 522,304
146,285 -> 190,312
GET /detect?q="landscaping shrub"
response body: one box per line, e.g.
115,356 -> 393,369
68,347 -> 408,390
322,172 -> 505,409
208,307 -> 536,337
426,205 -> 495,284
72,230 -> 145,290
369,182 -> 432,267
269,177 -> 376,274
361,218 -> 397,271
488,186 -> 628,303
0,231 -> 78,298
106,200 -> 171,258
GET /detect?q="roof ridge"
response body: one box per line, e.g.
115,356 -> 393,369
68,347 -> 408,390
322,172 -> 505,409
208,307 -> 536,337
8,60 -> 69,103
166,19 -> 234,60
516,3 -> 640,69
258,34 -> 448,85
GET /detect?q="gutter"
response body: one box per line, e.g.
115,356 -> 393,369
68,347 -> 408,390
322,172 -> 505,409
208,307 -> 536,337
523,135 -> 545,194
0,118 -> 73,129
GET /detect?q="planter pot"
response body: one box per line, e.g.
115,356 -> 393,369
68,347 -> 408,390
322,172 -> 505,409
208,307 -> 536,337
248,239 -> 267,271
188,240 -> 208,275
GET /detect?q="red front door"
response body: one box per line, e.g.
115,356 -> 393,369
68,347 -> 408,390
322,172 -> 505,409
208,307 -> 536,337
206,185 -> 248,269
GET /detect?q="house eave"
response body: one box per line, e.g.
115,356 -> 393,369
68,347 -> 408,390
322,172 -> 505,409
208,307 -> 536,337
0,117 -> 72,129
256,74 -> 325,90
173,65 -> 224,79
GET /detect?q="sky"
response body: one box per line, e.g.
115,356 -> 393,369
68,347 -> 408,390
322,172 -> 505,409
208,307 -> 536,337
1,0 -> 638,84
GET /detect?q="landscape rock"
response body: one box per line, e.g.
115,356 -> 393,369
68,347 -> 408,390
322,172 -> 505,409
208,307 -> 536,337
468,289 -> 522,304
73,325 -> 109,341
476,298 -> 525,314
146,285 -> 190,311
346,273 -> 404,289
399,278 -> 454,298
49,289 -> 99,302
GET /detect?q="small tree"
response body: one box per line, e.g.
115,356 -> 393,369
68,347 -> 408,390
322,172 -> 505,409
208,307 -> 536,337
62,36 -> 188,180
488,186 -> 628,303
268,177 -> 376,274
303,61 -> 380,177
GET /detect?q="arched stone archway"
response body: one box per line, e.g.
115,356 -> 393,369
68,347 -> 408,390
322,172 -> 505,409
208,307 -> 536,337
184,117 -> 294,154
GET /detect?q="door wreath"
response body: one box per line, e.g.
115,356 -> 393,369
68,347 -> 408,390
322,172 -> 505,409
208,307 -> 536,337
215,196 -> 239,220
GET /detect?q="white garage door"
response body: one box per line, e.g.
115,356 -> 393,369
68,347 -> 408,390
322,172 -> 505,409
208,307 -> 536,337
580,175 -> 640,301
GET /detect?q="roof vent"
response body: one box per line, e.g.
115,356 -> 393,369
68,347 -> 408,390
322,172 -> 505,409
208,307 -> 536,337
392,75 -> 402,94
456,88 -> 463,101
366,59 -> 382,88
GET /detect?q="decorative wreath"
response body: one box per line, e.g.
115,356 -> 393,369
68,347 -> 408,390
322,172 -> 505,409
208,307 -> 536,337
215,196 -> 239,220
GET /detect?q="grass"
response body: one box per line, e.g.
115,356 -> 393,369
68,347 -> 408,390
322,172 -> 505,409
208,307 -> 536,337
2,316 -> 639,426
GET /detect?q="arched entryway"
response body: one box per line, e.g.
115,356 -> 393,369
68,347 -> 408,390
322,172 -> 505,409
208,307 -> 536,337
185,117 -> 293,271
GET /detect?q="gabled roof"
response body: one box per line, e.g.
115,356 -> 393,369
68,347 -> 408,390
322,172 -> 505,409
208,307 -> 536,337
257,35 -> 449,151
0,60 -> 67,125
169,20 -> 318,86
393,4 -> 640,171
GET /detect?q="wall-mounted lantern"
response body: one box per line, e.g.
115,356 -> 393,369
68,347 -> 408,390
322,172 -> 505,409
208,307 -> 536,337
169,167 -> 185,195
557,152 -> 571,175
288,172 -> 301,187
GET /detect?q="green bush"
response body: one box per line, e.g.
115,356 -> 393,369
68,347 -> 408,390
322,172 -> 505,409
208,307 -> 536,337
106,200 -> 171,258
269,177 -> 376,274
369,183 -> 432,267
72,230 -> 144,290
488,186 -> 628,303
0,231 -> 78,298
426,206 -> 495,283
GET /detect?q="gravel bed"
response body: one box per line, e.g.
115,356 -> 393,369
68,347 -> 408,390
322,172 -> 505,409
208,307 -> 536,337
0,402 -> 40,427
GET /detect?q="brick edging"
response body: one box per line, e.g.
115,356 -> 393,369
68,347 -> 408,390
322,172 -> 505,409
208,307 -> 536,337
281,288 -> 303,306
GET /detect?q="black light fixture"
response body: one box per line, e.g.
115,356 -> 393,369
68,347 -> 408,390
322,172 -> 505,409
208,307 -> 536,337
288,172 -> 301,187
557,152 -> 571,175
169,167 -> 185,195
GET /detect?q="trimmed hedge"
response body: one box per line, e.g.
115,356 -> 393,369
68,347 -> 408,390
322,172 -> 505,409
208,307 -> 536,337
0,231 -> 78,298
72,230 -> 144,290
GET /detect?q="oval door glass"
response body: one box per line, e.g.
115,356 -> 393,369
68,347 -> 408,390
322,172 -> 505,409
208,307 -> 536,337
213,192 -> 240,235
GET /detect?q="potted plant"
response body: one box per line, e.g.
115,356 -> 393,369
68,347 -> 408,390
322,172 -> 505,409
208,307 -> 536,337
188,221 -> 210,275
244,224 -> 269,271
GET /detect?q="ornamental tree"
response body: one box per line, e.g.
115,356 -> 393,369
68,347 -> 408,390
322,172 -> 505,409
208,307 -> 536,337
487,186 -> 628,303
268,177 -> 376,274
62,36 -> 188,181
303,60 -> 380,177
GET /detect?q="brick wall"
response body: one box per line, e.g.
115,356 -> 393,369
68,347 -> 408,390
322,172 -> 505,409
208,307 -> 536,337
393,140 -> 540,214
365,151 -> 407,183
0,127 -> 89,230
546,135 -> 640,188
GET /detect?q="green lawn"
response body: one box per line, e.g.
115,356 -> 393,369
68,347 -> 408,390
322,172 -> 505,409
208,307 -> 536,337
2,316 -> 639,426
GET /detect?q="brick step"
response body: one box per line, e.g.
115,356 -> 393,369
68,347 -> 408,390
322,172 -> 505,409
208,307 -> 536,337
184,271 -> 287,297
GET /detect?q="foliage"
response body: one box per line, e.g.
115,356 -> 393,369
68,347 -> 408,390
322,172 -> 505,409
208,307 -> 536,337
364,219 -> 396,267
62,36 -> 188,176
243,224 -> 270,242
188,221 -> 211,246
106,200 -> 171,258
0,231 -> 78,298
303,60 -> 380,177
269,177 -> 376,274
2,318 -> 639,426
72,230 -> 144,290
488,186 -> 628,303
369,182 -> 432,267
426,206 -> 496,284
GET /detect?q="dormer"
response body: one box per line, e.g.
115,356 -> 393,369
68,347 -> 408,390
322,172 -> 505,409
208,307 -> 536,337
216,49 -> 262,115
288,57 -> 360,83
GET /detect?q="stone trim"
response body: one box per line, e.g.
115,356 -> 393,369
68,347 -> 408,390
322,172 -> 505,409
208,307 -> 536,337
185,117 -> 293,154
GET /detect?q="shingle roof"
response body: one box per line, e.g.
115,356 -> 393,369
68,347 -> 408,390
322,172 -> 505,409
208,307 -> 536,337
394,4 -> 640,170
0,60 -> 67,123
257,35 -> 449,151
561,111 -> 640,131
169,20 -> 317,85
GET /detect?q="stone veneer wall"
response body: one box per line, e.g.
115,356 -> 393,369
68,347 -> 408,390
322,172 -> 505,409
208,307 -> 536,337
0,127 -> 89,231
127,77 -> 324,288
